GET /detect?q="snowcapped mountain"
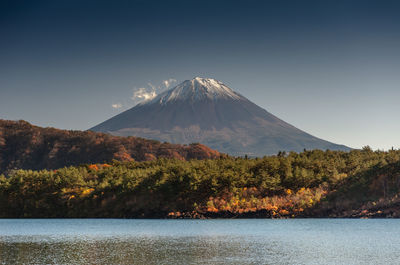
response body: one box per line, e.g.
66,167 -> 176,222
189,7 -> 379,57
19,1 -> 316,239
145,77 -> 241,104
90,77 -> 350,156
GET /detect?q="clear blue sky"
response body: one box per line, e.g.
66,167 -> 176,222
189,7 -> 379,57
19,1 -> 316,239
1,0 -> 400,150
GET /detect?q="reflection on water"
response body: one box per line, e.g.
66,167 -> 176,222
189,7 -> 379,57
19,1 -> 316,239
1,219 -> 399,264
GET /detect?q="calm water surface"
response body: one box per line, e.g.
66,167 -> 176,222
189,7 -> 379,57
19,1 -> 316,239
0,219 -> 399,264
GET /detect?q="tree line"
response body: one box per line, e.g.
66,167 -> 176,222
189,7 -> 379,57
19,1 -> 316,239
1,147 -> 400,218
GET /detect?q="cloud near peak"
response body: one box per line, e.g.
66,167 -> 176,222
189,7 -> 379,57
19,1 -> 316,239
131,78 -> 177,104
111,103 -> 122,109
131,87 -> 157,102
163,78 -> 177,89
110,78 -> 178,109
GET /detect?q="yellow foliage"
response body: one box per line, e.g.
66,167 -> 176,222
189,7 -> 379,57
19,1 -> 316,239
207,207 -> 218,213
279,209 -> 289,215
224,205 -> 232,211
81,188 -> 94,196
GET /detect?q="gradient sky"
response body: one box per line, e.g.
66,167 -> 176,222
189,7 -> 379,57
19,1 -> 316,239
1,0 -> 400,150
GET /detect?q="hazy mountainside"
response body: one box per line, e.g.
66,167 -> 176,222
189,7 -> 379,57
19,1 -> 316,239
91,77 -> 350,156
0,120 -> 220,173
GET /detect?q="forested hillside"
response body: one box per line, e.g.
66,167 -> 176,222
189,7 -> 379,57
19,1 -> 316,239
1,148 -> 399,218
0,120 -> 220,173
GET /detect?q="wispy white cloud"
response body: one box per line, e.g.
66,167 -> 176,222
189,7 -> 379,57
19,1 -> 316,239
111,103 -> 123,109
109,78 -> 178,109
131,87 -> 157,102
131,78 -> 177,104
162,78 -> 177,89
147,82 -> 156,90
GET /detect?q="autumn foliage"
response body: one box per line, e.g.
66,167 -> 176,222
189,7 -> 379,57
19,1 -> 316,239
0,119 -> 221,173
1,147 -> 400,218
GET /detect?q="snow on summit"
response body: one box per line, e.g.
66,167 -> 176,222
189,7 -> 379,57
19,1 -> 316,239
145,77 -> 242,105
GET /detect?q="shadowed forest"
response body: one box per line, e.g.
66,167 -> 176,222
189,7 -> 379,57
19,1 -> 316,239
0,120 -> 220,173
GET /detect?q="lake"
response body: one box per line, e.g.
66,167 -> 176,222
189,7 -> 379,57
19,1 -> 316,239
0,219 -> 399,264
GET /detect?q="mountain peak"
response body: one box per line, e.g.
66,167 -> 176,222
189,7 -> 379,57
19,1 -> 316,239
146,77 -> 242,105
91,77 -> 351,156
192,76 -> 218,85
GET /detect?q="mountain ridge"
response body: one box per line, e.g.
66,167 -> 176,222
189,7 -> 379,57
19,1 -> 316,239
0,119 -> 221,173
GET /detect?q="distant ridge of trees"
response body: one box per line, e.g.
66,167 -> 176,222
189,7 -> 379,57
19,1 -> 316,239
0,119 -> 221,173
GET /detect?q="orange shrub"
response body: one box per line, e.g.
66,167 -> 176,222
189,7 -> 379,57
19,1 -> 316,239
88,164 -> 99,170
